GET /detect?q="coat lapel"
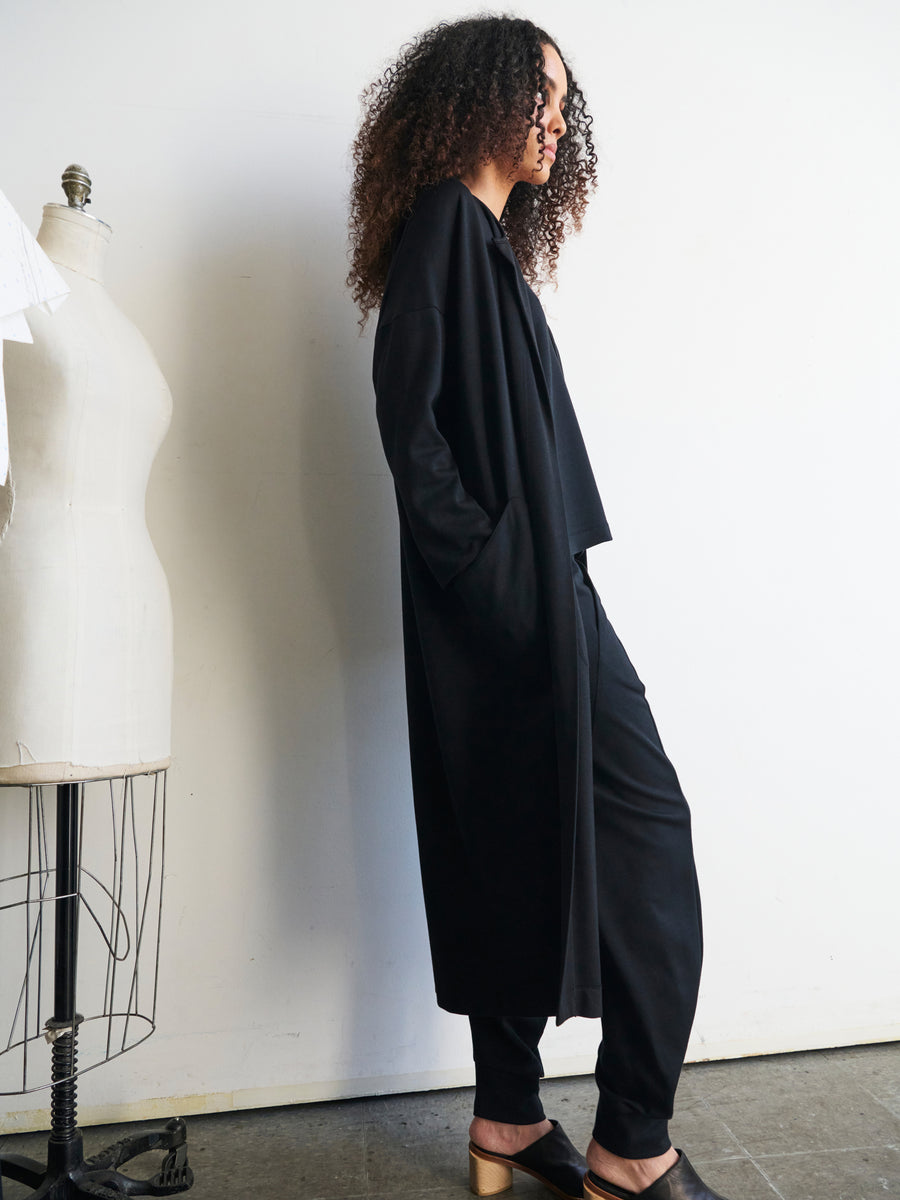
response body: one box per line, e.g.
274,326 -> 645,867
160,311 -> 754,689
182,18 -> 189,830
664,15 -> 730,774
490,236 -> 554,423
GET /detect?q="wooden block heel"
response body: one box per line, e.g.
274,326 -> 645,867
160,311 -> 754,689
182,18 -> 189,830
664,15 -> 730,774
469,1146 -> 514,1196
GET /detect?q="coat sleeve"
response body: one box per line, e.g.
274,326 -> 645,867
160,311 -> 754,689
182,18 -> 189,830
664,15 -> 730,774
374,304 -> 494,589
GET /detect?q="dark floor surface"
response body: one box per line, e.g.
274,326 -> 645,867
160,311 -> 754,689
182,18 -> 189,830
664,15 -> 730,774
1,1043 -> 898,1198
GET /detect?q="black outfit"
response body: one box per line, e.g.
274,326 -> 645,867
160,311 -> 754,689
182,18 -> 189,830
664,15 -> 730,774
376,178 -> 610,1020
374,179 -> 703,1158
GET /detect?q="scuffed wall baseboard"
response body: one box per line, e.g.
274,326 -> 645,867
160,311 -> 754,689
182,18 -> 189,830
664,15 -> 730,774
2,1025 -> 897,1136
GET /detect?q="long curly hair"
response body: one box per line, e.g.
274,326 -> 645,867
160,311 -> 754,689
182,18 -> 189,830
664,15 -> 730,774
347,15 -> 597,322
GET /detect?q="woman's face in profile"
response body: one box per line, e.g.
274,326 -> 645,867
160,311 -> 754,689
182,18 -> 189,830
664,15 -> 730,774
509,42 -> 568,186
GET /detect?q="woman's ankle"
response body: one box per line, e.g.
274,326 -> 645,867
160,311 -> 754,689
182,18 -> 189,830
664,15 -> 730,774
586,1138 -> 678,1191
469,1116 -> 553,1155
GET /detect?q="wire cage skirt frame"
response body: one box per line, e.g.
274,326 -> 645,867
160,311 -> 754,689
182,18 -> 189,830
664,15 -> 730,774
0,771 -> 193,1198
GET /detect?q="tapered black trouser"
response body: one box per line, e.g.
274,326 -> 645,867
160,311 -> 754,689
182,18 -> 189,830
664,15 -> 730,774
469,554 -> 703,1159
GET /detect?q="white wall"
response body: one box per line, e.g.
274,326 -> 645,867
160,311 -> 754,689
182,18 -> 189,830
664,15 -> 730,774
1,0 -> 898,1131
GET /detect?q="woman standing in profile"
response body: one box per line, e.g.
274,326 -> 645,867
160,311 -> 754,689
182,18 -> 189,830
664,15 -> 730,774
348,17 -> 728,1200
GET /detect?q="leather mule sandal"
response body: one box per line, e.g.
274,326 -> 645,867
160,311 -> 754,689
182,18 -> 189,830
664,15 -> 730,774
584,1150 -> 730,1200
468,1119 -> 586,1199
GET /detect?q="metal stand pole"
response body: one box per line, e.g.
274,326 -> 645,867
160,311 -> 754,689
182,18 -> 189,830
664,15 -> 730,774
0,783 -> 192,1198
45,784 -> 84,1180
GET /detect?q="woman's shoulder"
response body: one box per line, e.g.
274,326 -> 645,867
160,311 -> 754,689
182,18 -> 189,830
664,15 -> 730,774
399,178 -> 492,256
411,177 -> 469,221
380,180 -> 495,321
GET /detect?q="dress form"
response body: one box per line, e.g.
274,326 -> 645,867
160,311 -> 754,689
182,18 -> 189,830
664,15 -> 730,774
0,185 -> 173,783
0,170 -> 192,1198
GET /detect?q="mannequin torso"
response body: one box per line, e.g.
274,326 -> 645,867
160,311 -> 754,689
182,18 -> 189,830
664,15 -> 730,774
0,203 -> 173,783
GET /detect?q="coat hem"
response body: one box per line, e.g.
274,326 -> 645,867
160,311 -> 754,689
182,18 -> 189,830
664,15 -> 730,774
555,987 -> 603,1025
434,987 -> 604,1025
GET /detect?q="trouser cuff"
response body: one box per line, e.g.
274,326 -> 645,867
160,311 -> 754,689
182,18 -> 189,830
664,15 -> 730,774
592,1087 -> 671,1159
473,1066 -> 546,1125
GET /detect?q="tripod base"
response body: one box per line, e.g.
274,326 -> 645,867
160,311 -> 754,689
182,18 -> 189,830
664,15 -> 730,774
0,1116 -> 192,1198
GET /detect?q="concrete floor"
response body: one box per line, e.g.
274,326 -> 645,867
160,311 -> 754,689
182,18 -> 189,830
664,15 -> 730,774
0,1043 -> 898,1198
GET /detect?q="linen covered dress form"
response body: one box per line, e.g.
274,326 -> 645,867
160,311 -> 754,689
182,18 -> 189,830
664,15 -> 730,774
0,202 -> 173,784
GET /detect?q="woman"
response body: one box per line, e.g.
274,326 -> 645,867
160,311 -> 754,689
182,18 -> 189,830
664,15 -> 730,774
349,17 -> 728,1200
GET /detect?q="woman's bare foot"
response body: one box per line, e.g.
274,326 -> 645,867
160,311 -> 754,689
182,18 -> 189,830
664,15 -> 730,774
468,1116 -> 553,1156
586,1138 -> 679,1193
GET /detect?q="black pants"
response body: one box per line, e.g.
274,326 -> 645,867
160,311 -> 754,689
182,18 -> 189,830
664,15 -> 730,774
470,555 -> 703,1159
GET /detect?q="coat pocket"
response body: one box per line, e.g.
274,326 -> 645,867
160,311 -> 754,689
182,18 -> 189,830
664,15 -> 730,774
450,495 -> 540,654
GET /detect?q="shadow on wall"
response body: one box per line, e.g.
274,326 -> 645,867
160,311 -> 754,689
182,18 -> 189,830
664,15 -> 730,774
149,188 -> 433,1086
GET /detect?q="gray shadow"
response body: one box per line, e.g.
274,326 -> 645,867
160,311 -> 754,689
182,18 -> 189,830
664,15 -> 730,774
143,189 -> 434,1096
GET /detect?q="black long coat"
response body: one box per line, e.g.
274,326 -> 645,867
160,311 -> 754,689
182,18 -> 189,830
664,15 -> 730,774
374,179 -> 603,1022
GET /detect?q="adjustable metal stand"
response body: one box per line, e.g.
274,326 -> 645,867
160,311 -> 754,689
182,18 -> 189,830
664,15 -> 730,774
0,781 -> 193,1197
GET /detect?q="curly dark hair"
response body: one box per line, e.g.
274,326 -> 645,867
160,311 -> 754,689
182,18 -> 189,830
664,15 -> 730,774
347,15 -> 597,321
